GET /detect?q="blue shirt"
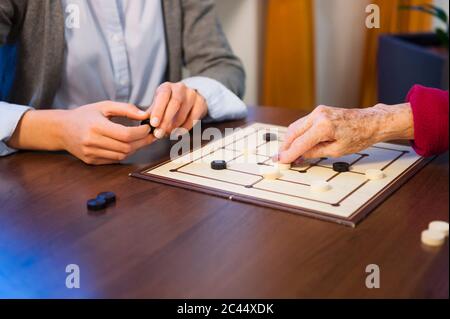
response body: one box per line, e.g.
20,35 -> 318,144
0,0 -> 247,156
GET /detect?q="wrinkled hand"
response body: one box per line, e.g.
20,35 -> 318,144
62,101 -> 156,165
147,82 -> 208,138
277,104 -> 414,164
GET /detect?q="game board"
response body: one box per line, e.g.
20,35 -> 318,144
132,123 -> 431,227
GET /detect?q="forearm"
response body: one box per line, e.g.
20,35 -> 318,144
369,103 -> 415,143
7,109 -> 67,151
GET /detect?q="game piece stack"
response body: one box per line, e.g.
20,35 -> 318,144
87,192 -> 117,212
421,221 -> 449,247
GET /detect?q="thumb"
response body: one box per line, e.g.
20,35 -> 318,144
101,102 -> 149,121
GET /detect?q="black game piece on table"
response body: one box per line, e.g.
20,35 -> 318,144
263,133 -> 277,142
87,198 -> 107,211
211,160 -> 227,170
97,192 -> 116,205
141,119 -> 156,135
333,162 -> 350,173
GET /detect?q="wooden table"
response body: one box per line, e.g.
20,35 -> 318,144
0,106 -> 448,299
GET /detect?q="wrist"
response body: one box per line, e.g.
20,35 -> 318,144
371,103 -> 415,143
50,110 -> 69,151
9,109 -> 69,151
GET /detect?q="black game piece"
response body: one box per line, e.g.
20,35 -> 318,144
333,162 -> 350,173
141,119 -> 155,134
263,133 -> 277,142
97,192 -> 116,205
87,198 -> 107,211
211,160 -> 227,170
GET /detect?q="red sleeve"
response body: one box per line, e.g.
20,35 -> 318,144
407,85 -> 449,157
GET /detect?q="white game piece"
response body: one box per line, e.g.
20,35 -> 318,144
311,181 -> 331,193
429,221 -> 449,237
365,169 -> 385,181
421,229 -> 446,247
260,166 -> 281,180
276,163 -> 291,171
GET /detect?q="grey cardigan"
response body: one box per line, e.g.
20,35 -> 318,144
0,0 -> 245,108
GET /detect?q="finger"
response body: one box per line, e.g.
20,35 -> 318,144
88,135 -> 136,154
170,89 -> 197,131
100,102 -> 148,121
150,82 -> 172,127
98,119 -> 151,143
85,148 -> 128,163
154,98 -> 181,139
280,117 -> 312,153
88,134 -> 155,154
277,126 -> 324,164
303,142 -> 340,159
129,134 -> 157,152
180,95 -> 207,131
154,84 -> 186,138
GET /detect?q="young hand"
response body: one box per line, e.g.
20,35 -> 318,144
147,82 -> 208,138
9,101 -> 156,165
62,101 -> 156,164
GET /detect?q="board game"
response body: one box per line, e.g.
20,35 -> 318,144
132,123 -> 431,227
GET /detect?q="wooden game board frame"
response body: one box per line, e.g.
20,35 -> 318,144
131,124 -> 433,227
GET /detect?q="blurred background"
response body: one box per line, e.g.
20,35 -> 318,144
216,0 -> 449,111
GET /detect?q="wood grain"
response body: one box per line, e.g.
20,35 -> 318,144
0,106 -> 448,298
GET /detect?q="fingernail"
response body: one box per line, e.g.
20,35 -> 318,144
151,117 -> 160,127
154,128 -> 165,139
138,110 -> 147,116
272,154 -> 280,162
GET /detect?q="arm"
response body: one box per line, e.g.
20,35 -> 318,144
147,0 -> 247,139
0,0 -> 13,44
407,85 -> 449,157
181,0 -> 246,99
0,103 -> 33,156
278,85 -> 449,163
4,102 -> 156,165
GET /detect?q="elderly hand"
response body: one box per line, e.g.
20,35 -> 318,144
147,82 -> 208,139
277,103 -> 415,164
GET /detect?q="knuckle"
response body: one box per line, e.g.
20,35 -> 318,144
314,105 -> 329,117
157,82 -> 172,93
174,82 -> 186,91
122,144 -> 133,154
119,130 -> 132,141
173,84 -> 187,98
315,105 -> 327,112
81,134 -> 93,147
316,117 -> 331,130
